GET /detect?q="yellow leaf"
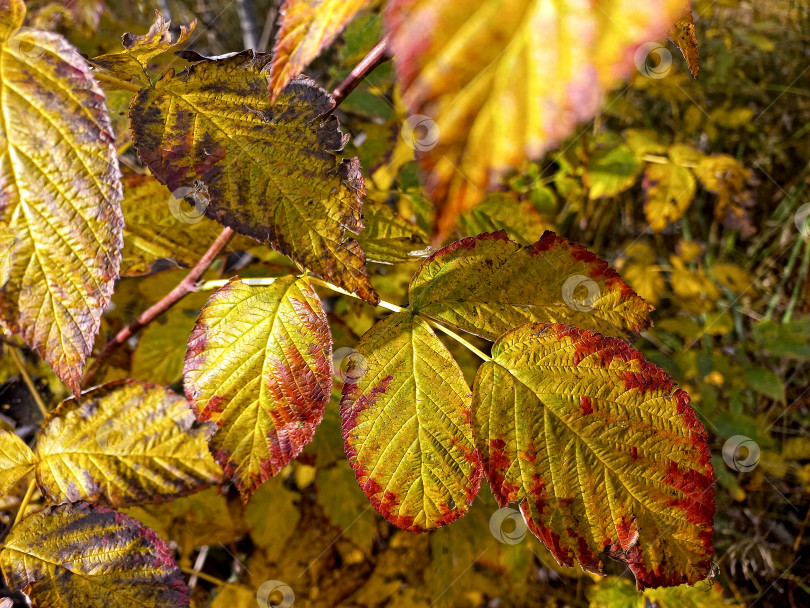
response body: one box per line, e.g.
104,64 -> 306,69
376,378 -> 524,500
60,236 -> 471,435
130,52 -> 377,303
643,162 -> 696,232
119,174 -> 249,277
410,232 -> 653,342
709,263 -> 751,293
473,324 -> 714,589
184,277 -> 333,500
246,476 -> 300,558
357,196 -> 430,263
0,429 -> 36,496
36,381 -> 223,506
270,0 -> 373,102
0,0 -> 124,394
693,155 -> 749,217
0,501 -> 188,608
89,12 -> 195,86
340,312 -> 482,531
386,0 -> 685,237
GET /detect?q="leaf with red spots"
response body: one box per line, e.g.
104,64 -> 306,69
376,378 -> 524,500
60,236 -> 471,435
340,312 -> 482,532
269,0 -> 373,102
130,51 -> 377,304
35,381 -> 223,507
184,276 -> 332,501
409,231 -> 653,342
386,0 -> 687,238
0,501 -> 189,608
0,0 -> 124,395
89,11 -> 196,87
472,323 -> 714,589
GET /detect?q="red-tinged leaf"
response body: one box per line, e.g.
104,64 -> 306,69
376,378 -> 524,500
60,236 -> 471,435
409,231 -> 653,342
0,501 -> 189,608
386,0 -> 686,238
130,52 -> 377,304
472,323 -> 714,589
340,312 -> 482,532
184,276 -> 332,500
270,0 -> 373,102
0,0 -> 124,394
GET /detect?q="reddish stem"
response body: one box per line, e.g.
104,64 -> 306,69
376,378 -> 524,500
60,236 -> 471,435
81,227 -> 234,389
331,34 -> 392,107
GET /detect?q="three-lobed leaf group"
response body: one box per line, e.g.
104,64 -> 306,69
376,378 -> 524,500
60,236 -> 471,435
0,0 -> 713,602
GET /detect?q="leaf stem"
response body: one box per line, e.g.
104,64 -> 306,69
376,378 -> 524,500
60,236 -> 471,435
419,316 -> 492,362
81,227 -> 234,389
198,276 -> 492,361
179,566 -> 226,587
331,34 -> 392,107
12,478 -> 37,527
91,72 -> 142,93
8,347 -> 48,418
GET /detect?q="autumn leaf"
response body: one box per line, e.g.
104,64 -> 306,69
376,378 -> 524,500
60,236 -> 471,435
472,323 -> 714,589
584,139 -> 642,199
119,174 -> 233,276
130,52 -> 378,303
340,312 -> 482,531
643,161 -> 696,232
89,12 -> 196,86
0,429 -> 36,495
458,192 -> 545,245
409,231 -> 653,342
270,0 -> 373,102
667,3 -> 699,78
357,197 -> 430,263
35,381 -> 223,506
0,0 -> 124,394
0,501 -> 189,608
184,276 -> 333,500
386,0 -> 686,237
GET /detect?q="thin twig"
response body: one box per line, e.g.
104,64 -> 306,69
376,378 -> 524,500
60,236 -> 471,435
13,478 -> 37,527
91,72 -> 142,93
180,566 -> 226,587
331,34 -> 392,107
257,5 -> 278,53
81,227 -> 234,389
8,347 -> 48,417
236,0 -> 260,50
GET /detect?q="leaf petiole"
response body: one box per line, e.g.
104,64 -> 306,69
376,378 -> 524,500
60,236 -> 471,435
12,478 -> 37,527
179,566 -> 226,587
9,347 -> 48,417
418,316 -> 492,362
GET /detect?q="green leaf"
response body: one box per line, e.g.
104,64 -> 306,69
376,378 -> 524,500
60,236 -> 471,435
744,367 -> 785,403
357,198 -> 430,263
458,192 -> 545,245
409,231 -> 653,341
472,323 -> 714,589
130,52 -> 378,304
131,296 -> 208,385
0,501 -> 189,608
36,381 -> 223,506
643,162 -> 696,232
340,311 -> 482,531
0,429 -> 36,496
184,276 -> 333,500
270,0 -> 373,102
584,142 -> 642,199
0,0 -> 124,394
